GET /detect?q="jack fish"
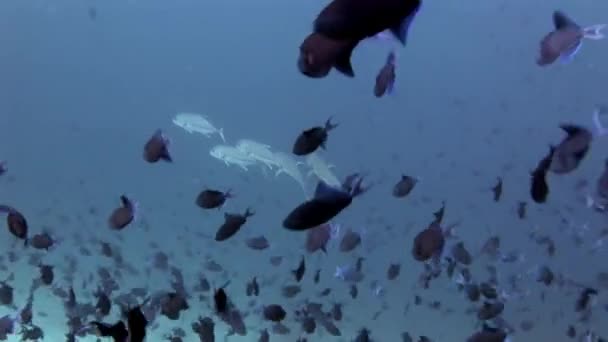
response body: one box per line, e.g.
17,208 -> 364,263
235,139 -> 280,170
173,112 -> 226,142
273,152 -> 309,197
210,145 -> 257,171
306,152 -> 341,187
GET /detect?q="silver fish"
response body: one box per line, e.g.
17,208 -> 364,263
210,145 -> 257,171
273,152 -> 308,197
173,112 -> 226,142
235,139 -> 279,170
306,152 -> 341,187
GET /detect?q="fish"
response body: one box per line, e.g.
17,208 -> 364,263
108,195 -> 138,230
0,206 -> 28,243
209,145 -> 258,171
172,112 -> 225,142
530,146 -> 555,204
306,152 -> 342,188
273,152 -> 309,197
298,33 -> 358,78
374,50 -> 397,97
283,174 -> 368,230
537,10 -> 606,66
549,124 -> 592,174
215,208 -> 254,241
0,161 -> 6,176
392,174 -> 418,198
298,0 -> 420,78
235,139 -> 279,170
196,189 -> 233,209
293,118 -> 339,156
143,129 -> 172,163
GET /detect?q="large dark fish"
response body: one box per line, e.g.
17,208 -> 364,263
537,11 -> 605,66
90,321 -> 128,342
314,0 -> 421,44
299,0 -> 421,78
298,33 -> 358,78
283,174 -> 368,230
550,124 -> 592,174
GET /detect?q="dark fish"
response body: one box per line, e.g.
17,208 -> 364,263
466,324 -> 508,342
492,177 -> 503,202
125,303 -> 148,342
451,242 -> 472,265
550,124 -> 592,174
90,321 -> 128,342
530,146 -> 555,204
283,174 -> 368,230
387,263 -> 401,280
293,118 -> 338,156
215,208 -> 254,241
263,305 -> 287,322
412,224 -> 444,262
575,287 -> 598,312
28,232 -> 56,250
354,328 -> 372,342
314,0 -> 421,44
39,264 -> 54,285
1,207 -> 28,242
196,189 -> 232,209
0,161 -> 6,176
392,175 -> 418,198
298,33 -> 358,78
314,269 -> 321,283
143,129 -> 172,163
292,256 -> 306,282
246,277 -> 260,297
339,228 -> 362,252
245,236 -> 270,250
214,288 -> 228,314
108,195 -> 137,230
374,50 -> 396,97
537,11 -> 605,66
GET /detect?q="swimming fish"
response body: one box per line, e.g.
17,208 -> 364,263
537,10 -> 605,66
299,0 -> 421,77
306,152 -> 342,188
209,145 -> 258,171
235,139 -> 279,170
374,50 -> 397,97
273,152 -> 309,197
293,118 -> 338,156
172,112 -> 225,142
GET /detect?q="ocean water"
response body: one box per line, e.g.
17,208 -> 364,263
1,0 -> 608,341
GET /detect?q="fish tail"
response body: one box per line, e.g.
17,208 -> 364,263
583,24 -> 606,40
218,128 -> 226,142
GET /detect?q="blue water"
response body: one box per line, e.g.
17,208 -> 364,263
1,0 -> 608,340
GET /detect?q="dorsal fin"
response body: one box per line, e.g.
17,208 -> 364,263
553,11 -> 579,30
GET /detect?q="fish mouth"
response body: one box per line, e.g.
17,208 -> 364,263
298,56 -> 329,78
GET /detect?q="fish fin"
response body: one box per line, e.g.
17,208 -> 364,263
218,128 -> 226,142
390,7 -> 420,45
334,43 -> 357,77
553,10 -> 579,30
559,41 -> 582,63
583,24 -> 606,40
275,169 -> 284,177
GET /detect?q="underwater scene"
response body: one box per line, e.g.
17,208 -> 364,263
1,0 -> 608,341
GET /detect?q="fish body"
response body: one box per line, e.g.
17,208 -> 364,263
293,118 -> 338,156
298,33 -> 358,78
537,11 -> 605,66
273,152 -> 309,196
209,145 -> 257,171
550,124 -> 592,174
235,139 -> 279,170
143,129 -> 172,163
374,50 -> 396,97
306,152 -> 342,187
172,112 -> 225,142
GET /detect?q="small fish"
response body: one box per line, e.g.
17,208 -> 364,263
263,305 -> 287,322
245,236 -> 270,250
293,118 -> 338,156
339,228 -> 362,252
173,112 -> 225,142
1,206 -> 28,243
108,195 -> 138,230
537,10 -> 606,66
374,50 -> 396,97
530,146 -> 555,204
491,177 -> 503,202
292,256 -> 306,282
215,208 -> 254,241
143,129 -> 172,163
196,189 -> 233,209
550,124 -> 592,174
517,201 -> 527,219
412,224 -> 445,262
283,174 -> 368,230
0,161 -> 6,176
392,175 -> 418,198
